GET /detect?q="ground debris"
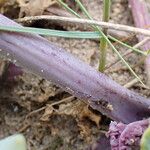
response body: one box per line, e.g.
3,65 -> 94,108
17,0 -> 56,17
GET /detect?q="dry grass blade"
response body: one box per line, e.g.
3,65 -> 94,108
16,15 -> 150,36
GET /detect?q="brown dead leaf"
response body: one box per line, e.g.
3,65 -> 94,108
41,100 -> 101,127
40,105 -> 54,121
17,0 -> 56,17
16,0 -> 25,6
77,122 -> 92,142
0,0 -> 7,7
78,105 -> 101,128
40,100 -> 101,141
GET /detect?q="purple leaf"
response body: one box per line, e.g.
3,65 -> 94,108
0,14 -> 150,123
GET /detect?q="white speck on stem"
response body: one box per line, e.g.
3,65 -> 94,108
13,60 -> 17,63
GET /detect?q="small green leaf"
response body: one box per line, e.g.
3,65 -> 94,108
141,126 -> 150,150
0,134 -> 27,150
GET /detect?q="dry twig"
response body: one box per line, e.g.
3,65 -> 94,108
26,96 -> 75,118
16,15 -> 150,36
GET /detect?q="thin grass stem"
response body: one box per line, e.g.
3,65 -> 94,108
99,0 -> 111,72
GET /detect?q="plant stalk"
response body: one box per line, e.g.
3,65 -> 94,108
0,14 -> 150,123
99,0 -> 111,72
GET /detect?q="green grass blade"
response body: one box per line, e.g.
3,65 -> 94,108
75,0 -> 93,20
60,0 -> 145,57
57,0 -> 146,56
99,37 -> 107,71
0,25 -> 102,39
101,30 -> 145,86
64,0 -> 145,86
106,36 -> 145,86
109,35 -> 147,56
57,0 -> 81,18
99,0 -> 111,72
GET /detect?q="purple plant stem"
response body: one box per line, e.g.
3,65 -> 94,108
128,0 -> 150,86
0,14 -> 150,123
